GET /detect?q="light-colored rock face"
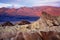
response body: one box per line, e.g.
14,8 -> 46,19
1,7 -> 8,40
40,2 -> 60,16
30,12 -> 60,32
0,11 -> 60,40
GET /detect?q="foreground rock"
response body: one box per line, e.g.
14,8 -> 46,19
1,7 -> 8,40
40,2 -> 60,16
14,31 -> 42,40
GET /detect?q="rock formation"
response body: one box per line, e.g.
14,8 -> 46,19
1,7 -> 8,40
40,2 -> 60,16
0,11 -> 60,40
18,20 -> 31,25
1,21 -> 14,27
30,11 -> 60,32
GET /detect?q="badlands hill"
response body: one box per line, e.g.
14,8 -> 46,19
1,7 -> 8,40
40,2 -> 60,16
0,11 -> 60,40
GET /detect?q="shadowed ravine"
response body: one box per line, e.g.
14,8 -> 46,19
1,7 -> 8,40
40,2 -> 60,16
0,12 -> 60,40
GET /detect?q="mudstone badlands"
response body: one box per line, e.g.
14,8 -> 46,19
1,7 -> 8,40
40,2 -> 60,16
0,12 -> 60,40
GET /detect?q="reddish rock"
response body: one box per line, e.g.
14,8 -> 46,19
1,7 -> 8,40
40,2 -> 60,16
0,6 -> 60,16
14,32 -> 25,40
40,31 -> 60,40
14,32 -> 42,40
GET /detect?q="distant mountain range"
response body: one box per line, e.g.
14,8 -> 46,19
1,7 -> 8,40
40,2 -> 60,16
0,6 -> 60,16
0,6 -> 60,22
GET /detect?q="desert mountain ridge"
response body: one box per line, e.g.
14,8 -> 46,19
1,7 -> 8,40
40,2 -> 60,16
0,6 -> 60,17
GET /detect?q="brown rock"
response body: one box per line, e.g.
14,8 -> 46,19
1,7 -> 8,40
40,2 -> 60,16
14,32 -> 25,40
1,21 -> 14,26
14,31 -> 42,40
18,20 -> 31,25
40,31 -> 60,40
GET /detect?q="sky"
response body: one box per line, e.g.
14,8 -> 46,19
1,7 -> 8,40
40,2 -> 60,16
0,0 -> 60,8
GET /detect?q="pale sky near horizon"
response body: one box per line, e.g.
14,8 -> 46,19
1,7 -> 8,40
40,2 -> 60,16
0,0 -> 60,8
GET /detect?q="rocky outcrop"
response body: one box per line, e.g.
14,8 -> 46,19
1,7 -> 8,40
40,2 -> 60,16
30,11 -> 60,32
1,21 -> 14,26
41,12 -> 60,26
18,20 -> 31,25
